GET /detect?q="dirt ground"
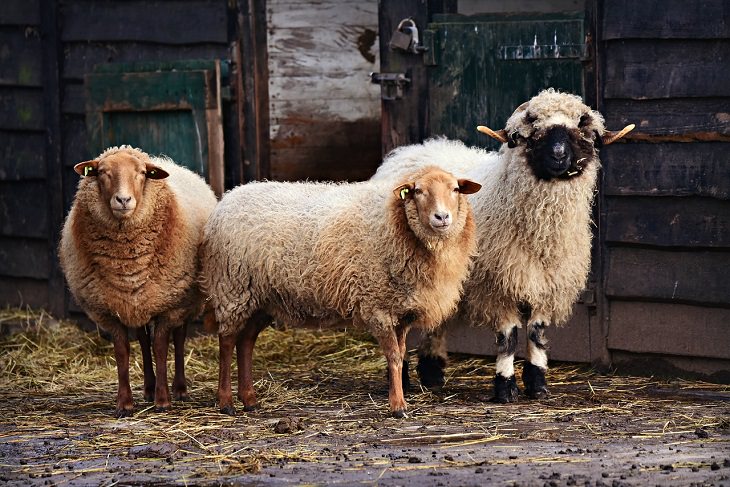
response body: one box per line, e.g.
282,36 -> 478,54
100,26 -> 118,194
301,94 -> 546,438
0,316 -> 728,486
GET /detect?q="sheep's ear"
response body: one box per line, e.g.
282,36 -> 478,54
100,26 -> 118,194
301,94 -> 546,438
145,163 -> 169,180
602,124 -> 635,145
476,125 -> 509,143
457,179 -> 482,194
74,160 -> 99,177
393,183 -> 415,200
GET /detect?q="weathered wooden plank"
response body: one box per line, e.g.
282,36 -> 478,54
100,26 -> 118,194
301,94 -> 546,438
268,1 -> 377,28
0,28 -> 42,86
268,26 -> 379,77
0,277 -> 49,310
605,248 -> 730,306
0,237 -> 49,279
61,116 -> 89,166
0,132 -> 45,180
602,143 -> 730,199
0,181 -> 49,238
602,98 -> 730,139
0,0 -> 40,25
61,1 -> 227,44
0,87 -> 44,130
604,40 -> 730,99
61,83 -> 84,115
271,118 -> 380,150
271,98 -> 380,124
608,301 -> 730,360
602,0 -> 730,39
62,42 -> 227,81
269,74 -> 380,102
605,196 -> 730,248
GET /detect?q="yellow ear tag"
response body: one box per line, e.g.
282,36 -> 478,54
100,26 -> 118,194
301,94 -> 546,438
84,166 -> 93,177
400,188 -> 409,200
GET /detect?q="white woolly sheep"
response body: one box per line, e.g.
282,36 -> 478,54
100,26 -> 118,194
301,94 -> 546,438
372,88 -> 634,402
200,167 -> 481,417
59,146 -> 217,417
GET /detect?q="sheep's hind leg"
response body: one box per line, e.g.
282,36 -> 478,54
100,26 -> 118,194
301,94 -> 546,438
136,325 -> 155,402
523,322 -> 549,399
492,325 -> 519,403
217,332 -> 237,416
152,326 -> 173,412
112,330 -> 134,417
172,323 -> 189,401
236,312 -> 270,411
377,325 -> 409,418
416,327 -> 448,390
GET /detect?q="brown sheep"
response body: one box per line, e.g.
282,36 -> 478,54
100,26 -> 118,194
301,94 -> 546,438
200,167 -> 481,417
59,146 -> 217,416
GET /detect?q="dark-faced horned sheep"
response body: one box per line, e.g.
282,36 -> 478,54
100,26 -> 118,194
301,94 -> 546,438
59,146 -> 217,417
200,167 -> 481,418
372,88 -> 634,403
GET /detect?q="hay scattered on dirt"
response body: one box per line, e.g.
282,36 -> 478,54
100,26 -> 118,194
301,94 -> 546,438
0,307 -> 728,483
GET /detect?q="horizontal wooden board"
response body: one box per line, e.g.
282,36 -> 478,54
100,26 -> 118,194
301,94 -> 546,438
608,301 -> 730,360
602,143 -> 730,199
62,42 -> 228,81
0,237 -> 49,279
0,28 -> 42,86
269,73 -> 380,102
268,26 -> 378,78
0,131 -> 46,180
604,39 -> 730,99
611,351 -> 730,383
605,196 -> 730,248
62,83 -> 85,115
0,87 -> 44,130
602,98 -> 730,138
268,1 -> 377,28
602,0 -> 730,39
0,0 -> 40,25
61,115 -> 89,166
0,181 -> 49,238
61,1 -> 228,44
605,248 -> 730,306
0,277 -> 49,310
271,117 -> 380,148
271,98 -> 380,125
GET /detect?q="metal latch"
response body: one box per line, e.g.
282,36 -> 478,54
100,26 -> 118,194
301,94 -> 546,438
389,18 -> 427,54
370,72 -> 410,100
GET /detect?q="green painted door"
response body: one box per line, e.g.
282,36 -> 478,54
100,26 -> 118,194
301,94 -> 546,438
85,60 -> 226,196
425,13 -> 586,150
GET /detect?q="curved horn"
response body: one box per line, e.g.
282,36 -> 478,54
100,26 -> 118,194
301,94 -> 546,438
477,125 -> 509,143
602,124 -> 635,145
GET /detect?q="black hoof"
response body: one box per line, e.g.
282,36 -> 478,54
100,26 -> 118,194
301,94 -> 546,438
391,409 -> 407,419
114,408 -> 134,418
173,392 -> 191,402
220,404 -> 236,416
242,403 -> 259,412
416,354 -> 446,390
153,405 -> 171,413
491,374 -> 519,403
523,362 -> 549,399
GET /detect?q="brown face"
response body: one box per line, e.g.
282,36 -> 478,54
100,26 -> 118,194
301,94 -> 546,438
73,150 -> 169,220
394,169 -> 481,235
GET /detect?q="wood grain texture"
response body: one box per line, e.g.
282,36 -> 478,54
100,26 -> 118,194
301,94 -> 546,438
605,196 -> 730,248
602,0 -> 730,39
0,132 -> 46,180
0,237 -> 49,279
602,143 -> 730,199
0,28 -> 42,87
0,87 -> 44,130
608,301 -> 730,360
0,0 -> 40,25
0,181 -> 49,238
0,277 -> 49,309
605,248 -> 730,306
61,0 -> 228,44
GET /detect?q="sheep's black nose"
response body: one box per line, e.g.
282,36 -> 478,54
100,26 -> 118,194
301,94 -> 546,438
434,212 -> 451,223
115,195 -> 132,205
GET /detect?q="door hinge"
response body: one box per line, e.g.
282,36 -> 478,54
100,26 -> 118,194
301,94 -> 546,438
370,72 -> 410,101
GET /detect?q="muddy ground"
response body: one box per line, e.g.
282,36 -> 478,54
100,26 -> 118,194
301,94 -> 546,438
0,321 -> 728,486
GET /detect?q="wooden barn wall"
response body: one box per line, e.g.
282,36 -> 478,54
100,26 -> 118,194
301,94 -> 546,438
267,0 -> 381,181
598,0 -> 730,380
0,0 -> 60,312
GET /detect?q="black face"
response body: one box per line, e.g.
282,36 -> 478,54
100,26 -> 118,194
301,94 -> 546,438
523,126 -> 597,181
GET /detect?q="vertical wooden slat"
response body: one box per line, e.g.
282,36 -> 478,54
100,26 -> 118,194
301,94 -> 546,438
206,60 -> 225,197
41,0 -> 65,317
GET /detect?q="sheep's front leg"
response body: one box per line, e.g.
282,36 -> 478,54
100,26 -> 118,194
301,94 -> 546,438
136,325 -> 155,403
416,326 -> 448,390
523,321 -> 549,399
387,323 -> 412,393
236,314 -> 269,411
376,327 -> 408,418
172,323 -> 189,401
217,332 -> 237,416
112,330 -> 134,417
152,325 -> 172,412
492,324 -> 519,403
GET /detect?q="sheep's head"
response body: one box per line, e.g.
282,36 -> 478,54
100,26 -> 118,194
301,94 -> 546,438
393,167 -> 481,241
477,88 -> 634,181
74,146 -> 169,220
